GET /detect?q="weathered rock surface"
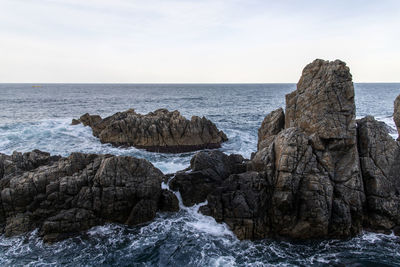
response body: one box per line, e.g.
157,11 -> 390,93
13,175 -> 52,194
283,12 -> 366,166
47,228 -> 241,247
169,150 -> 246,206
394,94 -> 400,140
195,59 -> 380,240
357,116 -> 400,232
0,150 -> 178,242
72,109 -> 228,153
257,107 -> 285,151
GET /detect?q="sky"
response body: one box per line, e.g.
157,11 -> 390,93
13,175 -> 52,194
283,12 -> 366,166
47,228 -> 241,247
0,0 -> 399,83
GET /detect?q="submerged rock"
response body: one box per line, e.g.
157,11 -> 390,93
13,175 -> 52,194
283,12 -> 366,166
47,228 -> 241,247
0,150 -> 178,242
72,109 -> 228,153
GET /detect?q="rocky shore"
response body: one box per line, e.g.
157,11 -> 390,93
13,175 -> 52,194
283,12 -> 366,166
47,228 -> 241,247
72,108 -> 228,153
1,59 -> 400,242
0,150 -> 178,242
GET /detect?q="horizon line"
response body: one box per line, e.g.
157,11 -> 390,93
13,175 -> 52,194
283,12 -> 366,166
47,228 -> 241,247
1,81 -> 399,85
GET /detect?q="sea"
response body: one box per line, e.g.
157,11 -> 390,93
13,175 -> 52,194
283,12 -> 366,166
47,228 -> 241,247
0,83 -> 399,266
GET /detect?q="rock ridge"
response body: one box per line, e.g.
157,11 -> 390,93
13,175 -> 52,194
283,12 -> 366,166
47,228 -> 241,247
72,108 -> 228,153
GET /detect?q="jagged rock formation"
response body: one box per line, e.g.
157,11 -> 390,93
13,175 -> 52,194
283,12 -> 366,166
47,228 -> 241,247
201,59 -> 366,239
357,116 -> 400,232
0,150 -> 178,242
169,151 -> 247,206
72,109 -> 228,153
257,107 -> 285,151
394,95 -> 400,140
173,59 -> 400,240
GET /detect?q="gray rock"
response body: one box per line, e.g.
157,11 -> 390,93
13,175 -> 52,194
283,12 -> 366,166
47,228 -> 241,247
200,171 -> 268,240
169,151 -> 246,206
0,150 -> 178,242
394,94 -> 400,140
357,116 -> 400,232
257,107 -> 285,151
201,59 -> 366,240
72,109 -> 228,153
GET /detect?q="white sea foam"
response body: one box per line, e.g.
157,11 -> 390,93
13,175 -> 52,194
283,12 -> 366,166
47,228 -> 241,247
162,178 -> 236,238
0,119 -> 192,174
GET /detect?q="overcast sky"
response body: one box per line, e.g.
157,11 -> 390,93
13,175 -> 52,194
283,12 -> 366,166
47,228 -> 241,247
0,0 -> 399,83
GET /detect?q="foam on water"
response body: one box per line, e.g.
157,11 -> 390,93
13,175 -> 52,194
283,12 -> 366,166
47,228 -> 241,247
0,119 -> 194,174
1,216 -> 400,266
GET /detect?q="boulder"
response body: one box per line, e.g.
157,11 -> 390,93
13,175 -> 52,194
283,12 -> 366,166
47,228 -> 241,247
72,109 -> 228,153
199,171 -> 268,240
0,150 -> 178,242
169,151 -> 246,206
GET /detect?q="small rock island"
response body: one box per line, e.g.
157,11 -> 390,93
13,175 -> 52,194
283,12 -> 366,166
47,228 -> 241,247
72,109 -> 228,153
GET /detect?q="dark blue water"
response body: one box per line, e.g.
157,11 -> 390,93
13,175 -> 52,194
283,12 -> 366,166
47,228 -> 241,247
0,83 -> 399,266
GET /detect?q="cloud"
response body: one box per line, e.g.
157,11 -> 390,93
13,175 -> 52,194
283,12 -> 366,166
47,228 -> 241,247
0,0 -> 399,82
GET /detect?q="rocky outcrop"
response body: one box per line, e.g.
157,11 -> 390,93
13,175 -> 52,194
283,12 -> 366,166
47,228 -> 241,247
394,95 -> 400,140
169,151 -> 246,206
193,59 -> 380,240
257,107 -> 285,151
357,116 -> 400,232
72,109 -> 228,153
0,150 -> 178,242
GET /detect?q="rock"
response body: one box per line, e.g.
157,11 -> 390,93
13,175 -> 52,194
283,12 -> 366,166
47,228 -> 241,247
0,150 -> 178,242
201,60 -> 400,240
169,151 -> 246,206
205,128 -> 337,239
285,59 -> 357,142
0,149 -> 60,179
71,119 -> 81,125
283,59 -> 365,238
357,116 -> 400,231
201,59 -> 366,240
257,108 -> 285,151
158,189 -> 179,212
72,109 -> 228,153
394,94 -> 400,140
199,171 -> 268,240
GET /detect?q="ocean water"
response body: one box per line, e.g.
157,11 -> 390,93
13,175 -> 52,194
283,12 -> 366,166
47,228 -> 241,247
0,83 -> 399,266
